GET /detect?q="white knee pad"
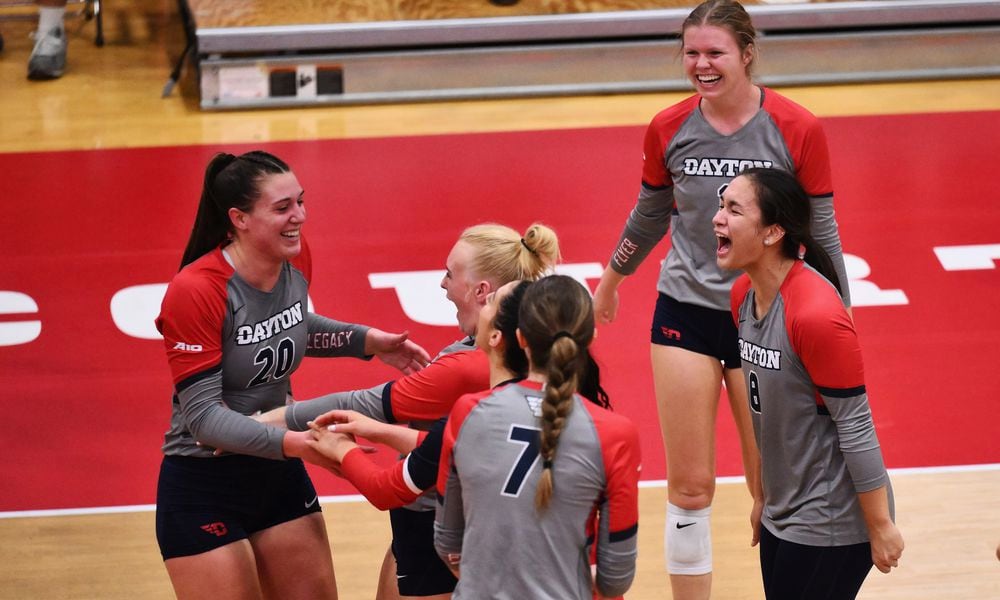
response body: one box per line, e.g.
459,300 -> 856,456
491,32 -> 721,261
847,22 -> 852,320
665,503 -> 713,575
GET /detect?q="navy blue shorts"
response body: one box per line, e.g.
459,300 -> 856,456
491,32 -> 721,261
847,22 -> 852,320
155,454 -> 322,560
650,293 -> 741,368
759,525 -> 873,599
389,507 -> 457,596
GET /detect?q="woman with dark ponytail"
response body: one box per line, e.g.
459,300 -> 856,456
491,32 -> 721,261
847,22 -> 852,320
434,275 -> 641,599
154,150 -> 431,599
713,168 -> 903,599
179,151 -> 288,269
593,4 -> 855,596
726,167 -> 843,295
300,276 -> 616,600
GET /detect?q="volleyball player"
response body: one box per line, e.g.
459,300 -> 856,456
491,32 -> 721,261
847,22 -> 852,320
591,2 -> 853,597
435,275 -> 639,600
154,151 -> 429,600
715,167 -> 903,598
301,281 -> 533,511
435,275 -> 641,599
255,222 -> 561,599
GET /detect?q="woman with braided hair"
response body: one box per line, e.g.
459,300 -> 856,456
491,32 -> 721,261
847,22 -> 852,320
434,275 -> 642,599
252,221 -> 561,600
154,150 -> 430,599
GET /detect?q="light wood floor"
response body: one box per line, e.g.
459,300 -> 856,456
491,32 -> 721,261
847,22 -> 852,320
2,0 -> 1000,154
184,0 -> 773,29
1,1 -> 999,598
1,470 -> 998,599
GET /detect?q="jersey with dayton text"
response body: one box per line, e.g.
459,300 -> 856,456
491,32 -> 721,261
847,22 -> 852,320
157,242 -> 369,460
611,88 -> 850,310
731,262 -> 891,546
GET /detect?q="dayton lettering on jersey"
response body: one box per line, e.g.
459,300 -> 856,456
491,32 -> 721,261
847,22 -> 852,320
235,302 -> 304,345
738,338 -> 782,370
683,157 -> 774,177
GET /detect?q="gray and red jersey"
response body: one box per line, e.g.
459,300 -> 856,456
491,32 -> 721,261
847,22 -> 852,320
285,338 -> 490,512
285,337 -> 488,428
435,380 -> 641,599
611,88 -> 851,310
731,261 -> 892,547
156,243 -> 370,460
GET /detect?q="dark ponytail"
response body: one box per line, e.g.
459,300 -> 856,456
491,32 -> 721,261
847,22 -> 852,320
179,151 -> 290,269
578,352 -> 611,410
492,280 -> 531,378
741,168 -> 843,297
496,279 -> 611,410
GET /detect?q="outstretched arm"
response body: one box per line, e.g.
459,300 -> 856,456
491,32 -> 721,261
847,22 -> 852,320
285,385 -> 391,430
305,418 -> 443,511
306,313 -> 431,374
365,328 -> 432,375
312,409 -> 421,455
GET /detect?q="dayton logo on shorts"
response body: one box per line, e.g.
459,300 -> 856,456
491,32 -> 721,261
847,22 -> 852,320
200,522 -> 228,537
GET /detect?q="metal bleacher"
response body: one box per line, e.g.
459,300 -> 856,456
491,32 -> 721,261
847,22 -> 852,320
178,0 -> 1000,110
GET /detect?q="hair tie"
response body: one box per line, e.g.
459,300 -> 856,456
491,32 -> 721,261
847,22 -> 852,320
520,238 -> 539,256
543,459 -> 553,469
552,331 -> 574,344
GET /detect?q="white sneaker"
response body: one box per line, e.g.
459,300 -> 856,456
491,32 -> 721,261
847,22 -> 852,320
27,26 -> 66,80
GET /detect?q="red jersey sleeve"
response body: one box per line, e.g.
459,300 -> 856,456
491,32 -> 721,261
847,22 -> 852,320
583,403 -> 642,538
785,264 -> 865,391
389,350 -> 491,422
155,251 -> 230,386
763,89 -> 833,197
340,447 -> 420,511
641,95 -> 700,188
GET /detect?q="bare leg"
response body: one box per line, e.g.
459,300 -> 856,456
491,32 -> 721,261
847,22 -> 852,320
652,345 -> 723,600
164,540 -> 264,600
376,545 -> 402,600
378,545 -> 451,600
251,512 -> 338,600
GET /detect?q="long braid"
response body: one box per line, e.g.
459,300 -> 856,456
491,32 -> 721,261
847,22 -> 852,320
536,334 -> 582,510
518,275 -> 595,511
